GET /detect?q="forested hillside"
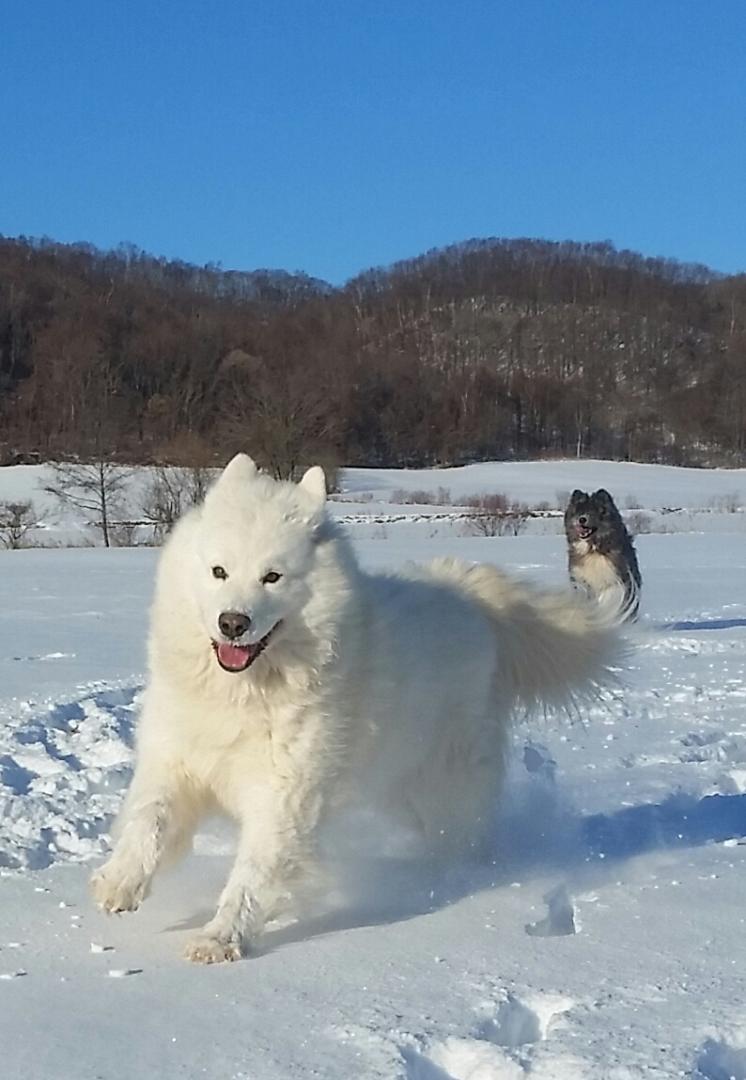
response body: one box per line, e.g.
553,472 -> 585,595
1,235 -> 745,473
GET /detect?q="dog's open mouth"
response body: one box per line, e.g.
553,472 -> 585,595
575,524 -> 596,540
211,623 -> 280,673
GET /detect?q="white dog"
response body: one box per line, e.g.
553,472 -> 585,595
91,455 -> 622,962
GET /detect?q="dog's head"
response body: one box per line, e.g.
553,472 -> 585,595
186,454 -> 328,674
564,488 -> 620,545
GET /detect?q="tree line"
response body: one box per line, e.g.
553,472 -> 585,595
1,234 -> 745,474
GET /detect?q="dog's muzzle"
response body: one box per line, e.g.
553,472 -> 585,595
574,524 -> 596,541
211,623 -> 280,672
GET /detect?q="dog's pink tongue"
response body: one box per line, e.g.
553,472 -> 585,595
217,643 -> 252,671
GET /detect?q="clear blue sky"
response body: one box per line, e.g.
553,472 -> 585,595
3,1 -> 745,283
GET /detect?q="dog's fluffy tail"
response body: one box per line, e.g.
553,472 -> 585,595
425,557 -> 626,714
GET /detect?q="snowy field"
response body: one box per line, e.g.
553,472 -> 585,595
4,459 -> 746,547
2,462 -> 746,1078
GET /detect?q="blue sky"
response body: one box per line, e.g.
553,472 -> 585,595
3,1 -> 745,283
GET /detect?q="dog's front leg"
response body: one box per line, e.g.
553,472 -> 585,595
91,766 -> 190,915
185,802 -> 306,964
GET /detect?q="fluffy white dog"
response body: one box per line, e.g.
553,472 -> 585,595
91,455 -> 622,962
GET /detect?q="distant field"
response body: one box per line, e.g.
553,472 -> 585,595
2,459 -> 746,547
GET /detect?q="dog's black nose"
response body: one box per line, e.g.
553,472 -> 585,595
218,611 -> 251,640
578,515 -> 588,526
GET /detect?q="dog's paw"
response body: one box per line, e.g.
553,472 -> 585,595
184,934 -> 243,964
90,862 -> 148,914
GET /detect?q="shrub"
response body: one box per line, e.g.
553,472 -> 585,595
625,511 -> 654,535
109,522 -> 141,547
0,500 -> 39,549
463,493 -> 530,536
141,466 -> 210,541
708,492 -> 741,513
389,488 -> 436,505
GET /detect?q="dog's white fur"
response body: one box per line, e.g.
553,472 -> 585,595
91,455 -> 623,962
568,540 -> 630,620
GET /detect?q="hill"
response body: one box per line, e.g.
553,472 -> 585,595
1,234 -> 745,470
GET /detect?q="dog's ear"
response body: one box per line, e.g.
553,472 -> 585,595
594,489 -> 613,504
298,465 -> 327,507
219,454 -> 258,488
570,489 -> 585,502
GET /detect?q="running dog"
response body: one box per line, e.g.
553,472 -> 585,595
91,456 -> 625,962
564,488 -> 642,621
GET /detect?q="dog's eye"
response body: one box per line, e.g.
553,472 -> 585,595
262,571 -> 282,585
212,565 -> 228,580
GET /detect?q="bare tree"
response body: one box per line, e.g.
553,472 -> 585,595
141,465 -> 211,541
0,500 -> 38,549
44,460 -> 132,547
221,364 -> 341,481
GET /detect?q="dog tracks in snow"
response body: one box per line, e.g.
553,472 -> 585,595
400,990 -> 579,1079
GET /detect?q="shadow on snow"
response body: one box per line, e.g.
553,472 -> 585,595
662,617 -> 746,632
244,782 -> 746,956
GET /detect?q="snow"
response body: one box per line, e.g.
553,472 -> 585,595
340,459 -> 746,510
1,461 -> 746,1078
4,458 -> 746,548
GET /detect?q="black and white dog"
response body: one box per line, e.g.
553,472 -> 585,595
564,489 -> 642,621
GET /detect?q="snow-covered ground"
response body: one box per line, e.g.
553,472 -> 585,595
2,462 -> 746,1078
341,459 -> 746,510
3,459 -> 746,547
